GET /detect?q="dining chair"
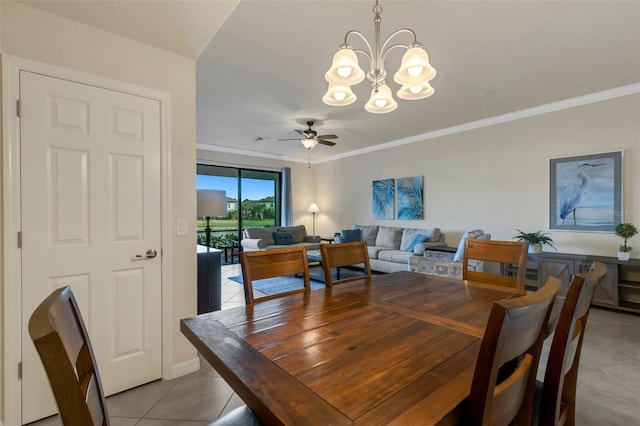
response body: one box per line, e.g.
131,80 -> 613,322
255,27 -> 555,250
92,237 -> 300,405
28,286 -> 110,426
30,286 -> 263,426
535,261 -> 607,426
468,276 -> 560,426
240,246 -> 311,304
320,240 -> 372,287
463,239 -> 528,288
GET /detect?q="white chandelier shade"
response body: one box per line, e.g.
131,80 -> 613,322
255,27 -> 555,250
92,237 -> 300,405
322,83 -> 357,106
325,47 -> 365,86
393,46 -> 436,86
397,82 -> 435,100
322,0 -> 436,114
365,84 -> 398,114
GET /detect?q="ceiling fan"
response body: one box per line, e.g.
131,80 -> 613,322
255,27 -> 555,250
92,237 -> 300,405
278,121 -> 338,149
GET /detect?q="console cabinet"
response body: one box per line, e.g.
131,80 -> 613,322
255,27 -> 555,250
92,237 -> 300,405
536,252 -> 640,313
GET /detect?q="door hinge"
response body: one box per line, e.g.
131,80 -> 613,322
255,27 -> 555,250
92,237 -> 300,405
18,362 -> 22,380
16,99 -> 21,118
17,231 -> 22,249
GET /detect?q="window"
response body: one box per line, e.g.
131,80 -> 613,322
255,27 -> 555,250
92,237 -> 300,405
196,164 -> 281,247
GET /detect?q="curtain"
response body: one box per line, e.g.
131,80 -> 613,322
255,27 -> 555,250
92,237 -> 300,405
281,167 -> 292,226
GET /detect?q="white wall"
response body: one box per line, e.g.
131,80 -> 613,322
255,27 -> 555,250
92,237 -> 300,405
196,95 -> 639,256
312,94 -> 640,256
1,1 -> 198,418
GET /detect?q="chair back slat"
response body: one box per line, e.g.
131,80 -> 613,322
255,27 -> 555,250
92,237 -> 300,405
463,239 -> 528,289
240,246 -> 311,304
469,276 -> 560,426
538,261 -> 607,426
320,241 -> 372,287
29,286 -> 110,426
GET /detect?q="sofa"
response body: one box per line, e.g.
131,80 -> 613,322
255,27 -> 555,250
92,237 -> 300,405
348,224 -> 446,273
240,224 -> 321,251
409,229 -> 490,279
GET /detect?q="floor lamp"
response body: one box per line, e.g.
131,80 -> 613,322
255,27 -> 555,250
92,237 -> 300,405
197,190 -> 227,247
307,203 -> 320,235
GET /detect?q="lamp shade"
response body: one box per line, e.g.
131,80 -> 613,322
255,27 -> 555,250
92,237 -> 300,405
323,83 -> 357,106
307,203 -> 320,213
365,84 -> 398,114
325,47 -> 365,86
393,46 -> 436,86
197,190 -> 227,217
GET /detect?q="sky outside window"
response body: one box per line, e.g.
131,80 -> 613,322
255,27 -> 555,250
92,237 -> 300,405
196,174 -> 274,201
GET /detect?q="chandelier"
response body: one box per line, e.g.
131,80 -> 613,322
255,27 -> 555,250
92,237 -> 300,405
322,0 -> 436,114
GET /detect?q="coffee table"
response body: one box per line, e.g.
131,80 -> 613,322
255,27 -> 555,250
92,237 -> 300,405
306,250 -> 340,283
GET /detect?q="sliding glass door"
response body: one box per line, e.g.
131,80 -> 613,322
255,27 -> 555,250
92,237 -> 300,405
196,164 -> 281,248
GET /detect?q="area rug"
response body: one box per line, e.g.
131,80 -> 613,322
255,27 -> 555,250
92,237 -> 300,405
228,275 -> 325,295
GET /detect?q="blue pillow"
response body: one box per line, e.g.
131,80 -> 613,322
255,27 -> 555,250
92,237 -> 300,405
273,232 -> 295,245
341,229 -> 361,243
405,234 -> 428,252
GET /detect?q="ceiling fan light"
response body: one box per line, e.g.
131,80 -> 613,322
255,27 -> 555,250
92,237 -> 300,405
365,84 -> 397,114
325,46 -> 365,85
323,84 -> 356,106
397,82 -> 435,100
393,46 -> 436,85
301,138 -> 318,149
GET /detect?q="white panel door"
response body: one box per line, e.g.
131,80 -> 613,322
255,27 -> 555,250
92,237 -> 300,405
20,71 -> 162,424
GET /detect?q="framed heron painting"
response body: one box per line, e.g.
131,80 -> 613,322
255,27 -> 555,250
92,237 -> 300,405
549,151 -> 622,232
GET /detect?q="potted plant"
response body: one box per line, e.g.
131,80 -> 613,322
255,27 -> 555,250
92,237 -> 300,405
513,229 -> 556,254
615,222 -> 638,261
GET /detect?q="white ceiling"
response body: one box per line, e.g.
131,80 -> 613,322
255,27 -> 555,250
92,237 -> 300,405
21,1 -> 640,163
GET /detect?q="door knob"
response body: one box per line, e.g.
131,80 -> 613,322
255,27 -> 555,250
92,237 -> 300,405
133,249 -> 157,260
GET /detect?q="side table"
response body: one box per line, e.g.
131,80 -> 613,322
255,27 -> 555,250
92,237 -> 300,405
197,245 -> 222,313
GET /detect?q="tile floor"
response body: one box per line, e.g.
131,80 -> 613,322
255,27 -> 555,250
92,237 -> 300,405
30,263 -> 640,425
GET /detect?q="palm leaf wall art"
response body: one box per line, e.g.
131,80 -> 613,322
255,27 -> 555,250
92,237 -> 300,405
372,179 -> 395,220
397,176 -> 423,220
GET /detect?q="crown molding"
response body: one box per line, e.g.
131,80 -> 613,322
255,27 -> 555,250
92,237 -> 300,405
197,83 -> 640,165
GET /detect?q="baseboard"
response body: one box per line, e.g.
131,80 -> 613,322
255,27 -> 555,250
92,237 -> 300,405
170,357 -> 200,379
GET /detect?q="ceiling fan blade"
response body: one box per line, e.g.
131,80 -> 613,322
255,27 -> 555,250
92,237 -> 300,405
318,139 -> 336,146
277,138 -> 300,141
317,134 -> 338,139
294,129 -> 305,136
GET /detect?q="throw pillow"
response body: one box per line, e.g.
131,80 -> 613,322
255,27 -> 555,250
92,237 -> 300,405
405,234 -> 429,252
272,232 -> 295,245
452,229 -> 485,262
341,229 -> 361,243
277,225 -> 307,243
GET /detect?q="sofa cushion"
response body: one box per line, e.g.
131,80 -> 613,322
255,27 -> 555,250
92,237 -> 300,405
367,246 -> 389,260
404,234 -> 429,252
452,229 -> 486,262
353,225 -> 379,246
273,232 -> 295,245
400,228 -> 438,251
378,249 -> 413,264
244,226 -> 277,245
277,225 -> 307,243
375,226 -> 402,249
341,229 -> 361,243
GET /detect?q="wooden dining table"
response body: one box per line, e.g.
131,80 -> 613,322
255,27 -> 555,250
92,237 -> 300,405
180,270 -> 525,425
